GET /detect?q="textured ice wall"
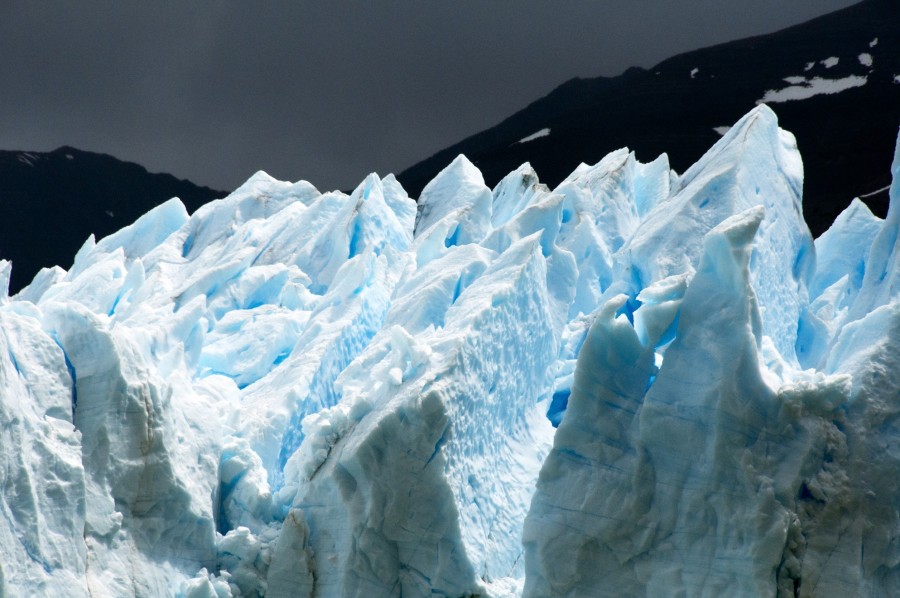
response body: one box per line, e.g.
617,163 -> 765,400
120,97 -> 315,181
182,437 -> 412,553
0,105 -> 898,597
523,124 -> 900,597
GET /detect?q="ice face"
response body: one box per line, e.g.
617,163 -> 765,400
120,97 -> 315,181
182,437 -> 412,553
0,308 -> 87,597
525,208 -> 789,596
521,123 -> 900,597
0,108 -> 898,597
616,106 -> 815,366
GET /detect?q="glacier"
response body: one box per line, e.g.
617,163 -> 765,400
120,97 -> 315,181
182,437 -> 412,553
0,104 -> 899,597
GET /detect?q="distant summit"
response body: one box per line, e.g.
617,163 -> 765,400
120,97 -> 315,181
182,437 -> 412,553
398,0 -> 900,237
0,146 -> 225,292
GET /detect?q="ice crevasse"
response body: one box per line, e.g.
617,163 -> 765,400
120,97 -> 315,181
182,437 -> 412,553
1,104 -> 899,597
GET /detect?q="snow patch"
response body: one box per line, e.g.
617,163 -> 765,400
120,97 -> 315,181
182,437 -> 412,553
760,75 -> 867,103
821,56 -> 840,68
17,152 -> 39,167
858,53 -> 873,68
517,128 -> 550,144
858,185 -> 890,199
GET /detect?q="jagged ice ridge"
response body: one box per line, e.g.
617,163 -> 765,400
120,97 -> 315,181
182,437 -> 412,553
1,104 -> 900,597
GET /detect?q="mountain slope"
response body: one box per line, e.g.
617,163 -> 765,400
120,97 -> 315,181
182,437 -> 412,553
0,146 -> 225,293
398,0 -> 900,237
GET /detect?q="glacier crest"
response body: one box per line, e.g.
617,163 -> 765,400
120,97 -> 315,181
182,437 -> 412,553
0,105 -> 899,597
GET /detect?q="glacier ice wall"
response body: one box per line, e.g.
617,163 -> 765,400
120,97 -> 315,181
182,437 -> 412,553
0,105 -> 899,597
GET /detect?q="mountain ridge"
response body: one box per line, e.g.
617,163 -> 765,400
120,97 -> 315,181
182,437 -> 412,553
0,145 -> 225,293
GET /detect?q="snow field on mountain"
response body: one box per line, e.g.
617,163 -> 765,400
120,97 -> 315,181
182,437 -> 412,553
0,104 -> 898,597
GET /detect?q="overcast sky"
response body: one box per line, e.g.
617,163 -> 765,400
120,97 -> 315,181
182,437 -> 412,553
0,1 -> 859,192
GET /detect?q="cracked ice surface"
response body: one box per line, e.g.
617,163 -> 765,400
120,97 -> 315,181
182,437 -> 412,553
0,105 -> 899,597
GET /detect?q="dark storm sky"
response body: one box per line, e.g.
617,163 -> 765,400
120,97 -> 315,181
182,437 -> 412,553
0,1 -> 859,193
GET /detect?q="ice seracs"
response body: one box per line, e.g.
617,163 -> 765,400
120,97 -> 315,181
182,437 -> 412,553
524,117 -> 900,597
525,207 -> 783,596
0,104 -> 899,597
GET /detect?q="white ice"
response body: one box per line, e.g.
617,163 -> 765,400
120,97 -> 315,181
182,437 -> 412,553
0,105 -> 898,598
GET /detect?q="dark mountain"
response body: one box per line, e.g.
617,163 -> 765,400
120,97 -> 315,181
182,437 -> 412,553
398,0 -> 900,238
0,146 -> 225,294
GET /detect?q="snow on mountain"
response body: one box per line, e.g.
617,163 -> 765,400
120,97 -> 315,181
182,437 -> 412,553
1,104 -> 899,597
760,75 -> 869,103
517,129 -> 551,144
